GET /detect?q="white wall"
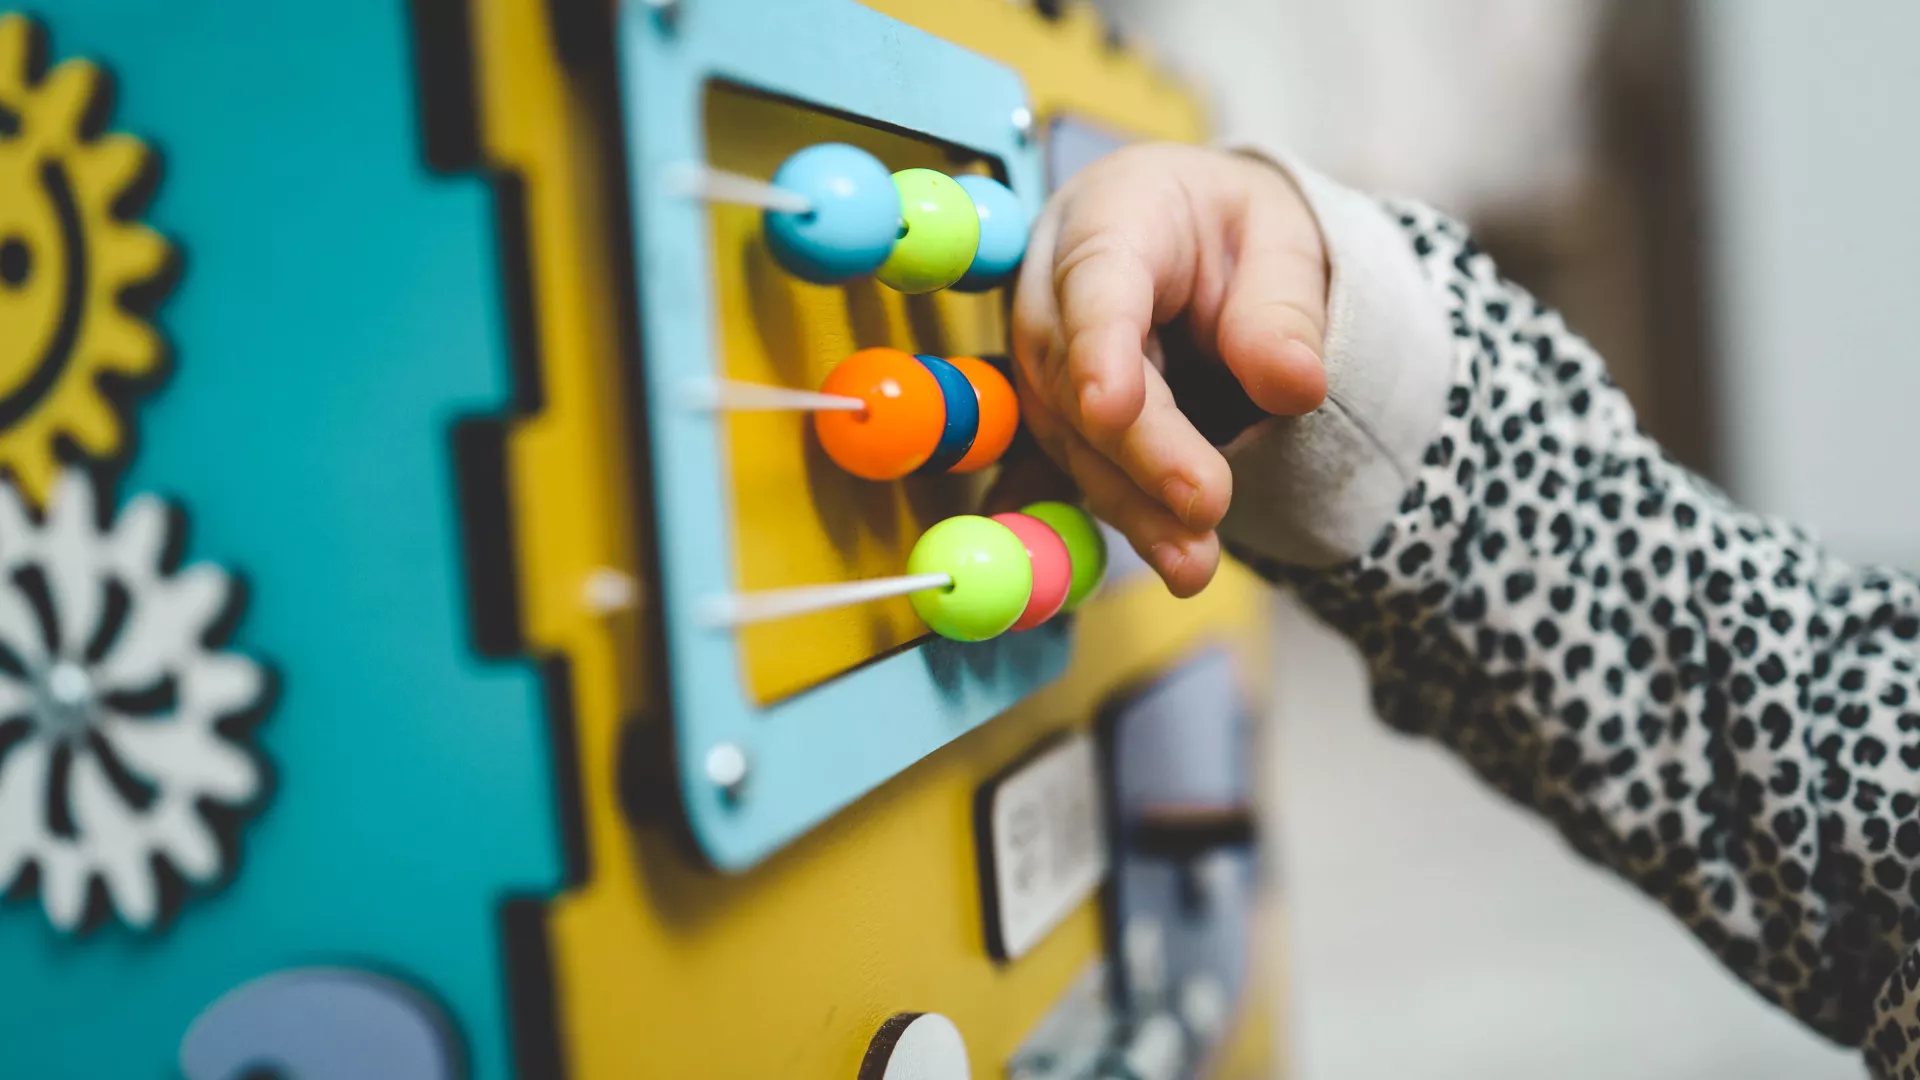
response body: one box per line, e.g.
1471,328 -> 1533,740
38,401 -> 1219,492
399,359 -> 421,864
1092,0 -> 1882,1075
1103,0 -> 1600,218
1699,0 -> 1920,570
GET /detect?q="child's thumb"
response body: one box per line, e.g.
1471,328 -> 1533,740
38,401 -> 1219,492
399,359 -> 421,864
1214,235 -> 1329,417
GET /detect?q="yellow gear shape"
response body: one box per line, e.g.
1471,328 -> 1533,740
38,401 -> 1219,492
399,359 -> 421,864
0,13 -> 173,507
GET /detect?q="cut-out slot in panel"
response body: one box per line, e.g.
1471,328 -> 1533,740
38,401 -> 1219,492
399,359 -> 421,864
704,83 -> 1007,705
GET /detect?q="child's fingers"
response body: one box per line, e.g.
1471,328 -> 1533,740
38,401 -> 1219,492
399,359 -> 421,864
1012,204 -> 1151,439
1051,251 -> 1232,530
1011,353 -> 1227,539
1063,436 -> 1220,598
1021,386 -> 1219,596
1005,142 -> 1324,596
1013,210 -> 1152,471
1044,191 -> 1238,531
1214,211 -> 1329,416
1096,363 -> 1233,532
1054,241 -> 1155,435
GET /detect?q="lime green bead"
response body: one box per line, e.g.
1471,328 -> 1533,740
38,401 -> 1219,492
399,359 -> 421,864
1021,501 -> 1107,611
908,515 -> 1033,642
876,169 -> 981,294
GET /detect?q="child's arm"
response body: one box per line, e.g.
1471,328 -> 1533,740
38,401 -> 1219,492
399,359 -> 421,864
1013,145 -> 1920,1073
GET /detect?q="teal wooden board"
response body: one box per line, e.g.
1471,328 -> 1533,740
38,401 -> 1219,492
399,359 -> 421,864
0,4 -> 562,1078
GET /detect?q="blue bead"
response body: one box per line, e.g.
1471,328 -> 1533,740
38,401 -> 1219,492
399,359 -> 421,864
951,175 -> 1030,292
914,354 -> 979,473
762,144 -> 900,284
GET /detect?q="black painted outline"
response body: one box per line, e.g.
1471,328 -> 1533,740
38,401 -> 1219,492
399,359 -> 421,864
409,0 -> 484,174
855,1012 -> 926,1080
542,0 -> 602,75
404,2 -> 614,1076
0,160 -> 87,428
450,416 -> 526,660
500,895 -> 566,1080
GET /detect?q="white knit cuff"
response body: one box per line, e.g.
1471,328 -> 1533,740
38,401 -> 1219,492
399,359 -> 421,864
1215,151 -> 1456,569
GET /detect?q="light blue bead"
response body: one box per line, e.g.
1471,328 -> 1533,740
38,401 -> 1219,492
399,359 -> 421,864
762,143 -> 900,284
952,174 -> 1030,292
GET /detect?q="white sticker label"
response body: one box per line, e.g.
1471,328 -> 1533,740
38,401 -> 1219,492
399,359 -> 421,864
984,734 -> 1109,960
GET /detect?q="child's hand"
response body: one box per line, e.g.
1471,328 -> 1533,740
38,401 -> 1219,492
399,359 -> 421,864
1010,143 -> 1329,597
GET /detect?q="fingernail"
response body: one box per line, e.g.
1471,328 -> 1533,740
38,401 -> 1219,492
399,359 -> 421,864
1162,477 -> 1200,528
1279,337 -> 1321,366
1150,540 -> 1188,577
1278,338 -> 1329,412
1150,542 -> 1178,573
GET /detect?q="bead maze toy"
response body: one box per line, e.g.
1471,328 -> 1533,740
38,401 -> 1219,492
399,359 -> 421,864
0,1 -> 1286,1077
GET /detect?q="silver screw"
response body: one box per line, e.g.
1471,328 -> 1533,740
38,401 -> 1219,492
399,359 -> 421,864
40,661 -> 97,738
46,662 -> 92,710
581,568 -> 640,614
704,742 -> 750,801
1011,105 -> 1035,144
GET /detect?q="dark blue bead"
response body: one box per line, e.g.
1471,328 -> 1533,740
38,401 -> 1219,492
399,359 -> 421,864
914,354 -> 979,473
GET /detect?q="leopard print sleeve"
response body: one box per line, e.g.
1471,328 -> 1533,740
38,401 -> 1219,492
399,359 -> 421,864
1226,200 -> 1920,1075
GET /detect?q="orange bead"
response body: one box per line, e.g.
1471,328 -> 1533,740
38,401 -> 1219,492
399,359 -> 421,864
946,356 -> 1020,473
814,347 -> 946,480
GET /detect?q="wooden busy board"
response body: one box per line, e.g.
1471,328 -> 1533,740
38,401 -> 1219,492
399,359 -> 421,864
0,1 -> 1288,1077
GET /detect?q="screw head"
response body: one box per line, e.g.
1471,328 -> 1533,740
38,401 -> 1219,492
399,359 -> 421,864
582,568 -> 639,614
46,661 -> 93,710
644,0 -> 681,26
1011,105 -> 1035,144
704,742 -> 749,801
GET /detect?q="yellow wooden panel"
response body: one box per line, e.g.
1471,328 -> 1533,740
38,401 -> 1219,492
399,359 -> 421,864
554,564 -> 1272,1080
861,0 -> 1208,144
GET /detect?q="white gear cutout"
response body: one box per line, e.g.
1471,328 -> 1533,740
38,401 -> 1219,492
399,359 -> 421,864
0,469 -> 267,930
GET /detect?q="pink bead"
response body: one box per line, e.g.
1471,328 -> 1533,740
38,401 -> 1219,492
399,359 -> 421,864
991,512 -> 1072,631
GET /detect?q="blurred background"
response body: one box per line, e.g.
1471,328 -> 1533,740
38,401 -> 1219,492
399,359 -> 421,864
1084,0 -> 1920,1076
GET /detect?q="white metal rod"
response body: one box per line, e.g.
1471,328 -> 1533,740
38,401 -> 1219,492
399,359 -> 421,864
700,573 -> 952,628
667,161 -> 813,215
682,378 -> 867,414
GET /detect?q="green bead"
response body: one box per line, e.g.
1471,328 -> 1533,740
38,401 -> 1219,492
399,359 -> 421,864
876,169 -> 981,294
908,515 -> 1033,642
1021,502 -> 1106,611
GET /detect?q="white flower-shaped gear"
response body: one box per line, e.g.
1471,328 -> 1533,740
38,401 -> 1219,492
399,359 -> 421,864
0,470 -> 266,930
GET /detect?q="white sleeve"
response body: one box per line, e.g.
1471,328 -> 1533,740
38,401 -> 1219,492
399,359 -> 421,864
1214,153 -> 1457,569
